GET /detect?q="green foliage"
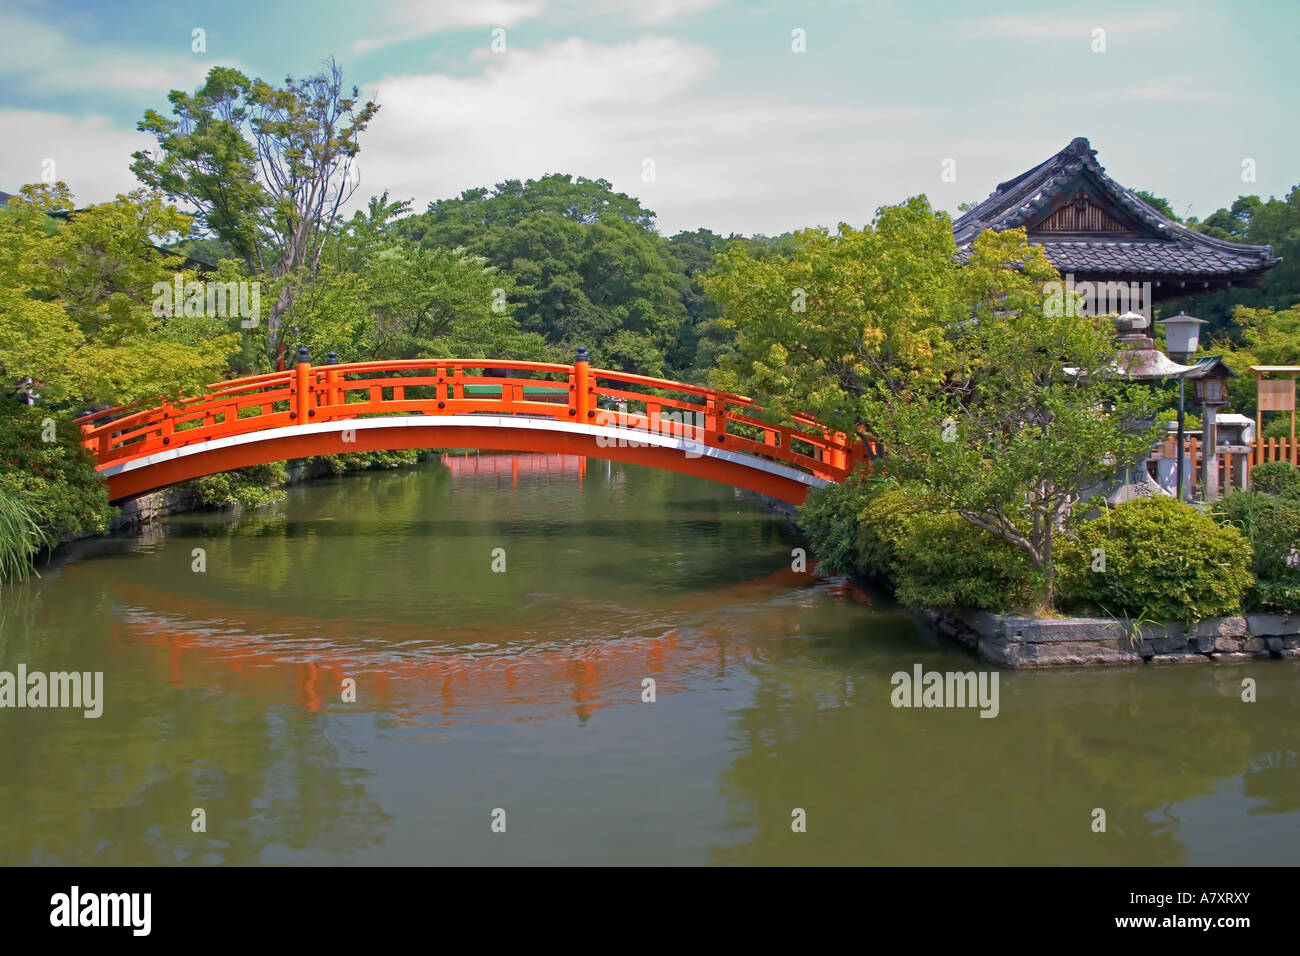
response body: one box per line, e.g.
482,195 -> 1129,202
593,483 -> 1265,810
1207,304 -> 1300,415
1058,497 -> 1254,624
885,509 -> 1039,612
1261,416 -> 1296,440
703,197 -> 967,434
400,173 -> 656,241
0,184 -> 237,408
1247,460 -> 1300,497
712,197 -> 1160,608
796,477 -> 877,578
186,462 -> 289,509
133,60 -> 380,364
799,477 -> 1037,612
1166,185 -> 1300,333
0,404 -> 113,539
396,175 -> 689,373
1155,406 -> 1201,431
361,245 -> 547,361
1213,490 -> 1300,610
308,450 -> 425,474
1131,190 -> 1181,221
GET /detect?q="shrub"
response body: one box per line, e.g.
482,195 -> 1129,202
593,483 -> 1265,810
1213,490 -> 1300,611
855,482 -> 924,581
799,476 -> 1038,611
186,461 -> 289,509
0,404 -> 113,539
1248,460 -> 1300,498
796,479 -> 871,577
882,509 -> 1038,612
1058,496 -> 1253,624
307,450 -> 424,475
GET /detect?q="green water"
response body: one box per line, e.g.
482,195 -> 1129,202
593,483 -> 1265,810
0,455 -> 1296,865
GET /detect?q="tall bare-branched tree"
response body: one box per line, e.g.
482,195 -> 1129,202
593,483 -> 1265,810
133,59 -> 379,366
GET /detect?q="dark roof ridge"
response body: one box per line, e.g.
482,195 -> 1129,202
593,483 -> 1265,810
953,138 -> 1278,269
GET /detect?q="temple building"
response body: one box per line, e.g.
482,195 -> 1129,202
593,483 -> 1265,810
952,137 -> 1280,314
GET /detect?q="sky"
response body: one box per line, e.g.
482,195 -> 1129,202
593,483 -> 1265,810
1,0 -> 1298,236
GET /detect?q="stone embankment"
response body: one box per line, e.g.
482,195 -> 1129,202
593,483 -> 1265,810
920,609 -> 1300,666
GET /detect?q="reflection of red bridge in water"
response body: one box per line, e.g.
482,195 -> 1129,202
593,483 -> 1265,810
440,450 -> 590,485
78,352 -> 873,505
94,563 -> 868,725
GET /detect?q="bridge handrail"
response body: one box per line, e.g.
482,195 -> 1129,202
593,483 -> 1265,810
327,358 -> 575,377
589,367 -> 755,405
76,353 -> 864,481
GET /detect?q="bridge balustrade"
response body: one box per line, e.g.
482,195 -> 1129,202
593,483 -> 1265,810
76,351 -> 870,496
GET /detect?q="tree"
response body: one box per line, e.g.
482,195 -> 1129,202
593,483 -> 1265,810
327,192 -> 412,274
665,229 -> 732,378
396,175 -> 688,372
399,173 -> 656,245
1132,189 -> 1181,221
1168,185 -> 1300,332
868,228 -> 1161,608
1213,303 -> 1300,415
132,60 -> 379,366
702,197 -> 965,433
704,196 -> 1160,609
362,244 -> 547,361
0,183 -> 235,407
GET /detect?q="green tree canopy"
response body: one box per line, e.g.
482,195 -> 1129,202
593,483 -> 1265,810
1168,184 -> 1300,332
395,175 -> 687,374
0,183 -> 235,408
132,60 -> 379,365
705,196 -> 1160,607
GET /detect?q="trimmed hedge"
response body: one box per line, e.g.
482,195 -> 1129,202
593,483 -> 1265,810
799,478 -> 1038,612
880,512 -> 1038,612
1057,496 -> 1253,624
1247,460 -> 1300,498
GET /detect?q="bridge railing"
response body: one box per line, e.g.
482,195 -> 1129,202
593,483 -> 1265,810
77,350 -> 867,482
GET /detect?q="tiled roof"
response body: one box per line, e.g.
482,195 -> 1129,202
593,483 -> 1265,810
953,138 -> 1279,279
1031,239 -> 1274,277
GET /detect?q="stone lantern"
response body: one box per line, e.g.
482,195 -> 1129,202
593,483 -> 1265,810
1106,312 -> 1196,503
1184,356 -> 1235,501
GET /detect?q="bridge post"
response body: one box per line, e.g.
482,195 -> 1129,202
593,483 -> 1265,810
829,431 -> 848,473
573,347 -> 593,422
160,402 -> 174,446
293,346 -> 312,422
324,351 -> 341,413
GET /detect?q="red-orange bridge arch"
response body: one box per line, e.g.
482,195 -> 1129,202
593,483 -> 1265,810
77,351 -> 872,505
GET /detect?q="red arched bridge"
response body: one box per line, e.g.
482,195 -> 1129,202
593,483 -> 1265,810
77,348 -> 871,505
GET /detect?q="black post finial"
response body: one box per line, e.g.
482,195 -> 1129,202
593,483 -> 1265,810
296,346 -> 311,365
326,351 -> 339,365
575,346 -> 590,364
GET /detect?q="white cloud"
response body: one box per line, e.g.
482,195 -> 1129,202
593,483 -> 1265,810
0,9 -> 218,97
358,36 -> 927,235
0,111 -> 149,202
350,0 -> 548,54
612,0 -> 722,25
